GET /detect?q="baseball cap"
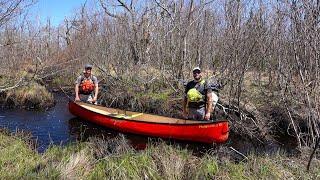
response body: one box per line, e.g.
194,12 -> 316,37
192,67 -> 201,72
84,64 -> 93,69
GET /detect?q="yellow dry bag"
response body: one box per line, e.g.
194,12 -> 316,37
186,80 -> 205,102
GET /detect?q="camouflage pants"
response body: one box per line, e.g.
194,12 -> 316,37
188,107 -> 206,121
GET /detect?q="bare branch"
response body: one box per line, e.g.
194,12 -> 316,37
117,0 -> 133,15
99,0 -> 120,18
154,0 -> 174,21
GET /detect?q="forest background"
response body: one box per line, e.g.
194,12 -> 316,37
0,0 -> 319,149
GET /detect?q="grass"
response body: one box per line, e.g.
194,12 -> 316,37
0,131 -> 40,179
0,130 -> 319,179
2,81 -> 54,109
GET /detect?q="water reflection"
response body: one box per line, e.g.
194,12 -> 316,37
67,117 -> 217,153
0,97 -> 75,152
68,117 -> 149,150
68,117 -> 117,140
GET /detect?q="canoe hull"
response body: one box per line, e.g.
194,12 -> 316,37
68,101 -> 229,143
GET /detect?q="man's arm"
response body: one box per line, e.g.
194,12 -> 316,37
182,96 -> 188,119
75,84 -> 80,101
92,76 -> 99,103
93,83 -> 99,102
75,76 -> 81,101
204,92 -> 213,120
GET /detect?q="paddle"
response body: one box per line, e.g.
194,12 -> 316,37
112,113 -> 143,119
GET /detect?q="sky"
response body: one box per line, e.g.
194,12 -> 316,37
31,0 -> 88,26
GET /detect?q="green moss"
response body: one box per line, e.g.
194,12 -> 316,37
259,164 -> 272,176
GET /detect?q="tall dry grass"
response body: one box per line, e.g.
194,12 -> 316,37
0,130 -> 319,179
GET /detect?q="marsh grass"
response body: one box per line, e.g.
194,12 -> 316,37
0,130 -> 319,179
58,149 -> 93,179
3,82 -> 54,109
0,131 -> 40,179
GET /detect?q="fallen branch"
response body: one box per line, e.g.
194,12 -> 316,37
0,77 -> 24,93
216,100 -> 265,143
307,137 -> 320,171
229,146 -> 248,161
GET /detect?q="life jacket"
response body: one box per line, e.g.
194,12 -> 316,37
79,76 -> 95,95
187,79 -> 206,103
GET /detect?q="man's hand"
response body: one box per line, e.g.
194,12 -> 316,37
75,96 -> 80,101
204,112 -> 211,121
182,110 -> 188,119
92,97 -> 97,103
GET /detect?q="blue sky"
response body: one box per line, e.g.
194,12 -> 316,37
31,0 -> 87,26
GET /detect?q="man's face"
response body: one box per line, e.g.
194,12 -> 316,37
84,68 -> 92,77
193,70 -> 201,81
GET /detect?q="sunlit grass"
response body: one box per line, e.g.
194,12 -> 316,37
0,130 -> 319,179
0,132 -> 40,179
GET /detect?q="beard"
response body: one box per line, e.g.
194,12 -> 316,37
194,75 -> 202,81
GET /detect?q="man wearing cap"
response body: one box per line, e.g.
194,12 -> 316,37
183,67 -> 215,121
75,64 -> 99,104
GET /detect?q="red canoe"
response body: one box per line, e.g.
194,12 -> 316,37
68,101 -> 229,143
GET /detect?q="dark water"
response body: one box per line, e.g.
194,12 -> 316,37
0,94 -> 73,152
0,94 -> 148,152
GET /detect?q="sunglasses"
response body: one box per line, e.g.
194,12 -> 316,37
193,70 -> 201,74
